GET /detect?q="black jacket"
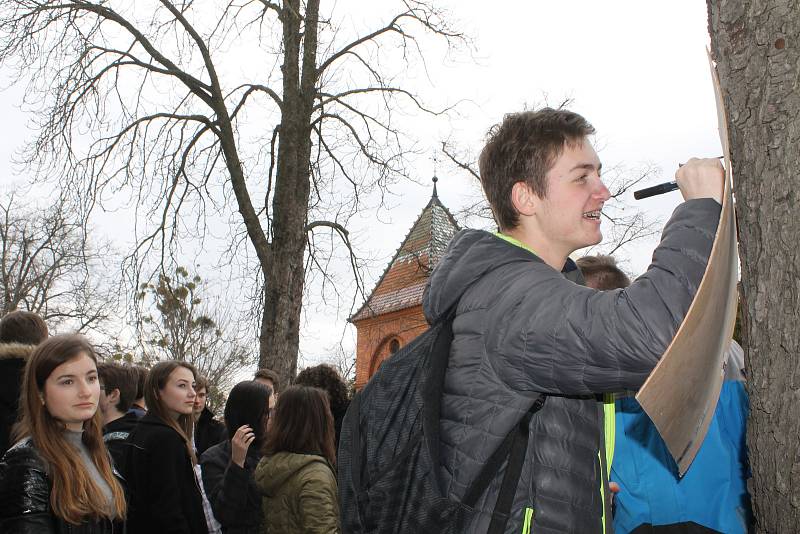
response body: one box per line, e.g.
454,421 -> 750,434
0,343 -> 34,456
199,440 -> 262,534
103,412 -> 139,472
123,413 -> 208,534
332,400 -> 350,453
194,407 -> 226,456
423,199 -> 721,533
0,438 -> 123,534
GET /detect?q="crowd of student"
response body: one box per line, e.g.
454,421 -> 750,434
0,280 -> 751,534
0,106 -> 750,534
0,309 -> 349,533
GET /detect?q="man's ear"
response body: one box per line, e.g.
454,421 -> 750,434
511,181 -> 538,217
108,388 -> 121,405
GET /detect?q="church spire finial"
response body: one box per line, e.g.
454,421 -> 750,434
432,153 -> 439,199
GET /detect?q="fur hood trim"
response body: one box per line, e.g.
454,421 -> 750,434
0,342 -> 35,362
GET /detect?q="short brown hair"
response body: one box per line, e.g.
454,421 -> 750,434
576,255 -> 631,290
479,108 -> 595,230
254,368 -> 280,392
97,362 -> 137,413
132,365 -> 148,400
263,385 -> 336,466
194,375 -> 209,392
0,310 -> 48,345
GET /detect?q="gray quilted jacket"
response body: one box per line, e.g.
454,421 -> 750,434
422,198 -> 721,534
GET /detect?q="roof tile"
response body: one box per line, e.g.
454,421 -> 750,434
351,190 -> 460,322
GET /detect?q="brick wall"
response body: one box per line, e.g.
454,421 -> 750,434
353,305 -> 429,389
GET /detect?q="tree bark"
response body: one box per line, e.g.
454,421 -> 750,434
708,2 -> 800,531
260,0 -> 320,385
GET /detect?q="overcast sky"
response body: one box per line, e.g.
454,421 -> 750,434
0,1 -> 723,368
374,0 -> 723,251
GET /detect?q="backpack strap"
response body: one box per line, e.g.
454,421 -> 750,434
462,396 -> 545,534
421,303 -> 459,495
422,300 -> 547,531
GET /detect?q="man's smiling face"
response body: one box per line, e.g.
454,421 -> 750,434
528,139 -> 610,259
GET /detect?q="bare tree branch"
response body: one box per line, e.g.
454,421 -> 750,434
0,191 -> 119,335
0,0 -> 470,386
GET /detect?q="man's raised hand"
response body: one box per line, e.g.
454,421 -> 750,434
676,157 -> 725,204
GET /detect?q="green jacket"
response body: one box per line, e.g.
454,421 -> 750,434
255,452 -> 340,534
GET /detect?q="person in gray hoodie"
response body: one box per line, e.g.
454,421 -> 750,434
422,108 -> 724,534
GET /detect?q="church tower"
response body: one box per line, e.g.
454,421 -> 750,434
350,179 -> 460,389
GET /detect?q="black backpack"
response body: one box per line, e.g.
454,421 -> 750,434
338,308 -> 544,534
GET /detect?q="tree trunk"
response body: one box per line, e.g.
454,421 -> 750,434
708,2 -> 800,531
259,0 -> 320,387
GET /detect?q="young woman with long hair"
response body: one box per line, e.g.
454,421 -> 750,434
255,385 -> 340,534
123,360 -> 209,534
0,334 -> 127,533
293,363 -> 351,450
200,380 -> 271,534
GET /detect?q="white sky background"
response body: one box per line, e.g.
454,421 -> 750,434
0,1 -> 723,370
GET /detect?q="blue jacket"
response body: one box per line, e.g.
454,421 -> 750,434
611,344 -> 752,533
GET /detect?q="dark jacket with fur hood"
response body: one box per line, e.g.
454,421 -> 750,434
0,343 -> 34,455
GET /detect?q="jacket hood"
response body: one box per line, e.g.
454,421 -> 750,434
0,343 -> 35,407
257,451 -> 332,495
423,229 -> 583,323
0,342 -> 35,362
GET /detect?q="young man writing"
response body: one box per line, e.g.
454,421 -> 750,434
422,108 -> 723,533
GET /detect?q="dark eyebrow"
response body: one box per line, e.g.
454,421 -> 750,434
570,162 -> 602,173
56,369 -> 97,379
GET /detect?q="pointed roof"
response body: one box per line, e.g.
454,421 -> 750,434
350,183 -> 460,322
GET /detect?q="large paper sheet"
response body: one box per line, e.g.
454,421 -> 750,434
635,52 -> 739,476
